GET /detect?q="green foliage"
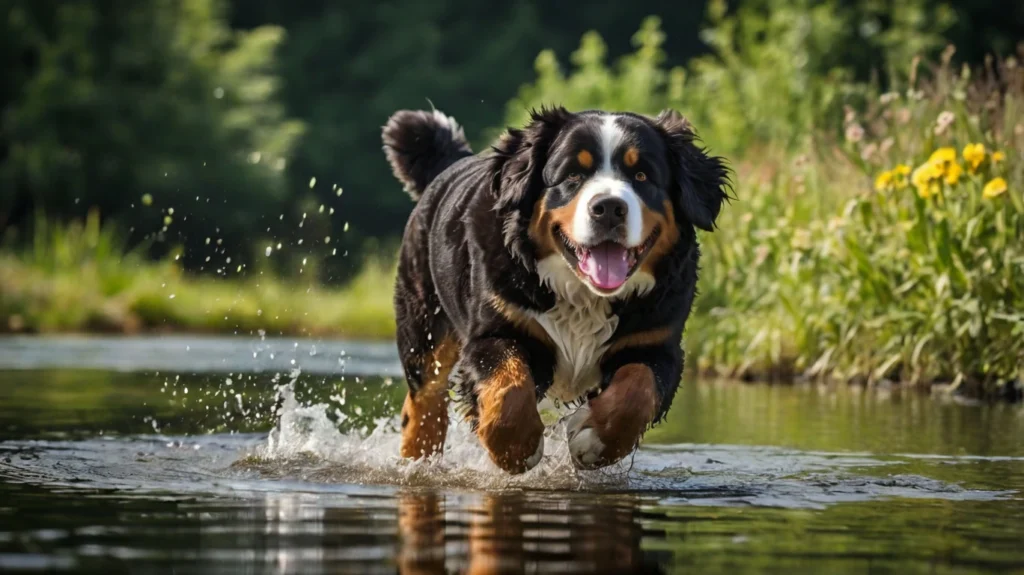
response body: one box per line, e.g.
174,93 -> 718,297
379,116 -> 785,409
0,213 -> 396,338
505,13 -> 1023,395
1,0 -> 301,267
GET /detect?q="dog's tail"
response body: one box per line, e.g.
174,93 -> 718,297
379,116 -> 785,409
382,109 -> 473,201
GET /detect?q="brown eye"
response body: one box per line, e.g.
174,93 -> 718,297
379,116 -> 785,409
566,173 -> 582,184
635,171 -> 647,182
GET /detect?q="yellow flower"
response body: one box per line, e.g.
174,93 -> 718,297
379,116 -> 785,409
991,151 -> 1006,164
912,163 -> 933,189
929,147 -> 957,164
874,170 -> 894,191
982,177 -> 1007,199
944,162 -> 963,185
894,164 -> 912,176
917,182 -> 939,199
963,143 -> 986,171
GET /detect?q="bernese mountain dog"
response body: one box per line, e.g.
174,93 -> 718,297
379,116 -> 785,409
382,106 -> 729,474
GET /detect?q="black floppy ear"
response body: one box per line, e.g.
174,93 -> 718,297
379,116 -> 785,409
490,106 -> 572,267
655,109 -> 731,231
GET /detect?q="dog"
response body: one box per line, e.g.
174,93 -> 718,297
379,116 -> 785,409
382,106 -> 729,473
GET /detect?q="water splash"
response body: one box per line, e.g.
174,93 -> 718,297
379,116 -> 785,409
254,379 -> 628,491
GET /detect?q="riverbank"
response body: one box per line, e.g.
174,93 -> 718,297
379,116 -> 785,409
0,217 -> 396,340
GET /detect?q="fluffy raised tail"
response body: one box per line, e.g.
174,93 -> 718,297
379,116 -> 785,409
382,109 -> 473,200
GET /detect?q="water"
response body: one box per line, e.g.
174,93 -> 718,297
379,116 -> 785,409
1,337 -> 1023,573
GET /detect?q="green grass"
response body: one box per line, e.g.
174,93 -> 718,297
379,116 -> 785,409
3,12 -> 1021,399
0,211 -> 396,339
506,17 -> 1023,397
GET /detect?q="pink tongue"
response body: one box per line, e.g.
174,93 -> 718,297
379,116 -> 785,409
579,242 -> 630,291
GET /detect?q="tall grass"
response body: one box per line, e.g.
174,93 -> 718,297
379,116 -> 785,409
507,17 -> 1023,396
0,210 -> 396,338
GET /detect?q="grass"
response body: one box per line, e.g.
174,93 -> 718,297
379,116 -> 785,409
507,17 -> 1023,398
0,211 -> 396,339
3,13 -> 1021,399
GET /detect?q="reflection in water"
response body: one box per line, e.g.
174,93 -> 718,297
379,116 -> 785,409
398,492 -> 661,574
1,364 -> 1023,573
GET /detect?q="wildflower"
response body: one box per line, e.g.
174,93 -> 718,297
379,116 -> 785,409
845,123 -> 865,143
912,161 -> 945,198
874,170 -> 894,191
982,177 -> 1007,199
991,151 -> 1006,164
963,143 -> 986,172
944,162 -> 963,185
917,182 -> 939,199
934,111 -> 955,135
929,147 -> 957,164
894,164 -> 912,177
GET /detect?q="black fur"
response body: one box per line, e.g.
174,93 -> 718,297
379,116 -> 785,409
382,110 -> 473,200
386,107 -> 729,430
654,109 -> 732,231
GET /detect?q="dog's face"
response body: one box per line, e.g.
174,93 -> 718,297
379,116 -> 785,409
493,108 -> 729,298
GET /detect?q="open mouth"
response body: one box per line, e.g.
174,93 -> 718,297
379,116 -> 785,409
556,227 -> 660,293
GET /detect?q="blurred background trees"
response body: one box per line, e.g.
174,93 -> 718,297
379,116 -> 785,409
1,0 -> 1021,280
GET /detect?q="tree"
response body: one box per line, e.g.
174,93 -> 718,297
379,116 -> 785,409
0,0 -> 302,269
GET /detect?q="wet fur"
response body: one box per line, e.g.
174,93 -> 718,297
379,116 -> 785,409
385,106 -> 729,473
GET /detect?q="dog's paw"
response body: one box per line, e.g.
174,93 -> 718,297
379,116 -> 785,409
476,384 -> 545,474
566,405 -> 608,469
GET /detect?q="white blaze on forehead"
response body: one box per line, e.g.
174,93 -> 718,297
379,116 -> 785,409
570,114 -> 643,247
599,115 -> 625,173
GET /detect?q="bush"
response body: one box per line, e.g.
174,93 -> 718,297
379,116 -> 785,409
502,13 -> 1022,396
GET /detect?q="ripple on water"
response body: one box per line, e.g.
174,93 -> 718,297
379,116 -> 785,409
0,384 -> 1016,509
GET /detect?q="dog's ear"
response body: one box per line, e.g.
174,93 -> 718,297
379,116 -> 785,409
655,109 -> 731,232
491,106 -> 572,267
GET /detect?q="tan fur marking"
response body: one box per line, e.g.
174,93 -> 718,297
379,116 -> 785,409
638,199 -> 679,275
605,327 -> 673,356
585,364 -> 659,465
528,192 -> 583,258
576,149 -> 593,169
623,147 -> 640,168
475,355 -> 543,474
489,294 -> 553,347
400,336 -> 460,459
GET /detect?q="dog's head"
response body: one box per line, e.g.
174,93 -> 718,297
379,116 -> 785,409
491,107 -> 729,298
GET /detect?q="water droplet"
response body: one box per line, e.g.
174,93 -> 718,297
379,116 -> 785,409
141,194 -> 153,206
168,294 -> 176,299
344,222 -> 350,232
309,177 -> 317,189
324,236 -> 331,244
205,237 -> 211,245
265,246 -> 273,256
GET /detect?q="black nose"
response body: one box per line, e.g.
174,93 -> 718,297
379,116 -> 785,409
588,196 -> 628,228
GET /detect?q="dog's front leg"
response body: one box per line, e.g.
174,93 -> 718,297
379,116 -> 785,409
567,346 -> 680,469
460,337 -> 546,474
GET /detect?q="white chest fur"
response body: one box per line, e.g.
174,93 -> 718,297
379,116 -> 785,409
534,256 -> 622,404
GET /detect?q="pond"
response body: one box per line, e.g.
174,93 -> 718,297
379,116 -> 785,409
1,336 -> 1022,573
